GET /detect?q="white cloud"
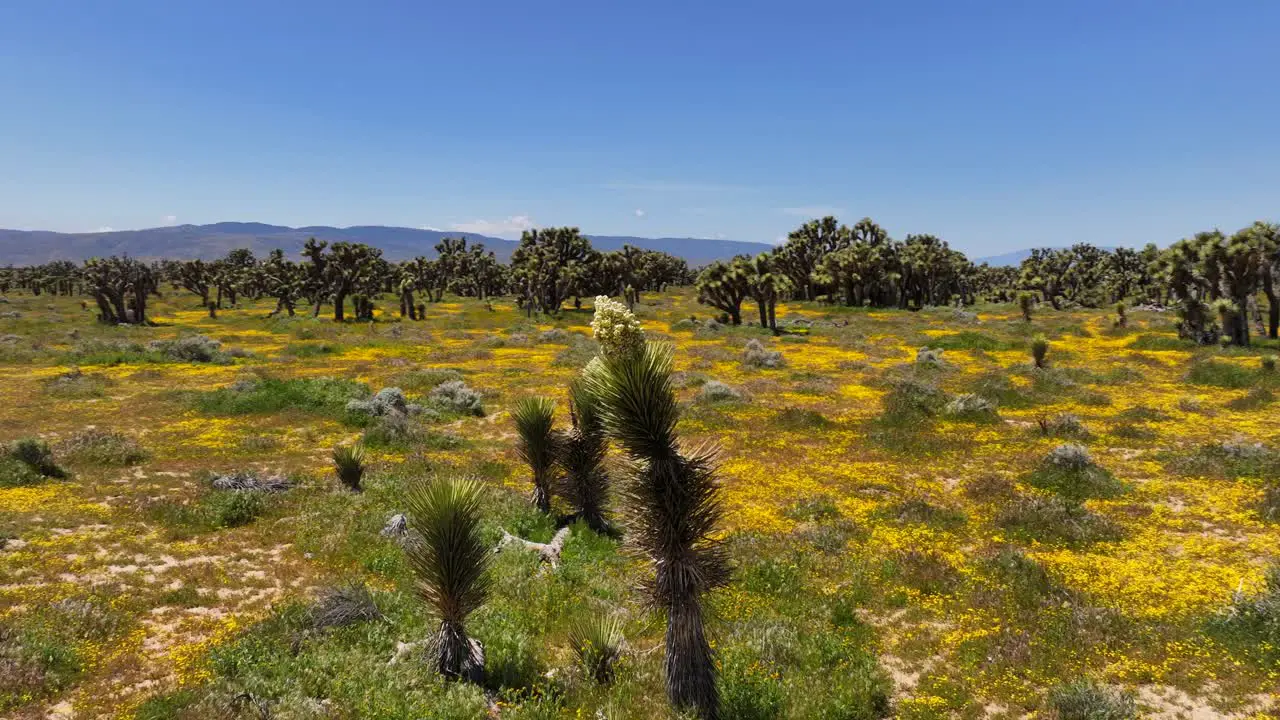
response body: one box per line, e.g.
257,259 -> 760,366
96,226 -> 115,233
780,205 -> 845,218
634,208 -> 646,218
450,215 -> 535,239
163,214 -> 177,225
419,225 -> 443,231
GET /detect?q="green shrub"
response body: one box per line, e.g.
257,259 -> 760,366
1018,292 -> 1034,322
207,491 -> 266,529
567,613 -> 624,684
1038,413 -> 1090,439
57,429 -> 149,466
1031,334 -> 1050,369
719,646 -> 786,720
1188,359 -> 1255,388
0,455 -> 44,488
41,368 -> 110,398
1209,563 -> 1280,667
5,439 -> 65,479
1129,334 -> 1191,351
1026,445 -> 1124,504
280,341 -> 342,357
773,407 -> 832,430
1226,387 -> 1275,411
783,494 -> 841,522
390,367 -> 464,392
193,377 -> 368,416
1165,439 -> 1280,480
998,494 -> 1123,544
943,393 -> 1000,422
879,378 -> 947,425
1047,680 -> 1137,720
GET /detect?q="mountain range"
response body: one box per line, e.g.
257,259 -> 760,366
0,221 -> 1066,267
0,223 -> 775,266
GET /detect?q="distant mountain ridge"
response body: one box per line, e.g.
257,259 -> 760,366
0,223 -> 775,266
974,246 -> 1120,267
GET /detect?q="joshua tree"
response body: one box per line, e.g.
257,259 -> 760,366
583,296 -> 728,719
694,258 -> 750,325
556,379 -> 614,534
1018,292 -> 1034,322
513,397 -> 560,513
1114,301 -> 1127,328
1032,334 -> 1050,369
403,477 -> 491,681
745,253 -> 793,333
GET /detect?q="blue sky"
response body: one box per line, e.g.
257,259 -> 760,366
1,0 -> 1277,255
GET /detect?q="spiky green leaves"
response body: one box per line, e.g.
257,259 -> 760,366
583,342 -> 681,462
568,613 -> 625,684
404,477 -> 491,623
403,477 -> 492,679
513,396 -> 561,513
584,336 -> 727,719
331,443 -> 366,492
558,379 -> 613,533
1031,334 -> 1050,369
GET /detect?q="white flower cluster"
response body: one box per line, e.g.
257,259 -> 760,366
591,295 -> 645,360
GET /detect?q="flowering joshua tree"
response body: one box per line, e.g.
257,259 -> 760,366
583,296 -> 728,719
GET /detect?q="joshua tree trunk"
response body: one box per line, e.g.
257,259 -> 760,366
767,300 -> 777,333
436,619 -> 470,679
664,581 -> 718,718
531,476 -> 551,514
1264,273 -> 1279,339
333,291 -> 347,322
757,300 -> 768,328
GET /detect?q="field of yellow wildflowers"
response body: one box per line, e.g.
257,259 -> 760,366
1,288 -> 1278,719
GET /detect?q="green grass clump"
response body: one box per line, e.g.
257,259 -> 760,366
1209,563 -> 1280,668
1187,359 -> 1255,388
1026,445 -> 1124,504
998,494 -> 1123,544
772,406 -> 832,430
926,331 -> 1014,351
1129,334 -> 1191,351
1046,679 -> 1137,720
57,429 -> 149,466
145,491 -> 269,538
193,376 -> 369,416
40,368 -> 111,398
1226,387 -> 1275,411
1,439 -> 66,486
390,367 -> 465,392
280,341 -> 342,357
878,377 -> 947,426
1164,440 -> 1280,480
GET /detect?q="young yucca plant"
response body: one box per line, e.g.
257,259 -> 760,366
584,296 -> 728,720
1018,292 -> 1034,322
403,477 -> 491,681
567,613 -> 625,684
9,438 -> 66,478
1114,301 -> 1127,328
556,378 -> 614,534
1031,334 -> 1050,369
513,396 -> 560,513
1263,355 -> 1277,374
331,443 -> 366,492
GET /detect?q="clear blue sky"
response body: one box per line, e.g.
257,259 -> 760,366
1,1 -> 1277,255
